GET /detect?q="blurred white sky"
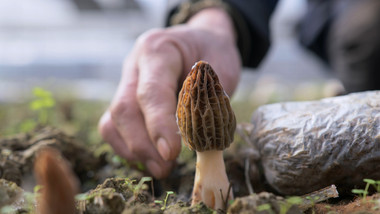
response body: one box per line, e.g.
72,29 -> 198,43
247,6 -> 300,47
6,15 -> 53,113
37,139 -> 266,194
0,0 -> 168,26
0,0 -> 335,102
0,0 -> 167,67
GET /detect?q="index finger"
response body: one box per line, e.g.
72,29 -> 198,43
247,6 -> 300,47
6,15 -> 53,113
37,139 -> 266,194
136,40 -> 184,161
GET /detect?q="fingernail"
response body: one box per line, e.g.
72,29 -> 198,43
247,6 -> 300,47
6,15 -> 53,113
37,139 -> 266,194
146,160 -> 162,178
157,138 -> 171,161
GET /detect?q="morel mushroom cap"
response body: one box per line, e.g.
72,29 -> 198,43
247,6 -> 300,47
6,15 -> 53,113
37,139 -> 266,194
177,61 -> 236,152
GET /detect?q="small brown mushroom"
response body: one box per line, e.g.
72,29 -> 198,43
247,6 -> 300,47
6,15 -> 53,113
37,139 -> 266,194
34,147 -> 79,214
176,61 -> 236,210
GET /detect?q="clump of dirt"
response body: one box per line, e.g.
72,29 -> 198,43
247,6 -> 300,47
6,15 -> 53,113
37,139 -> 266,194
314,194 -> 380,214
0,179 -> 35,213
0,158 -> 22,186
165,201 -> 213,214
77,177 -> 212,214
78,182 -> 126,214
0,126 -> 106,189
77,177 -> 154,213
0,179 -> 24,207
228,192 -> 303,214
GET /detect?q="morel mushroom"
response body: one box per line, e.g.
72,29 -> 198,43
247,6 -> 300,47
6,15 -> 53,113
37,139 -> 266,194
34,148 -> 79,214
176,61 -> 236,210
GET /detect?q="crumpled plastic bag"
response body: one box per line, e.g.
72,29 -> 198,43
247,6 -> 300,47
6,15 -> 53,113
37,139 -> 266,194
250,91 -> 380,195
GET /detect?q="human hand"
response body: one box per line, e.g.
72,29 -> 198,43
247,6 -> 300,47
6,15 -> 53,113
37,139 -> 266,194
98,8 -> 241,179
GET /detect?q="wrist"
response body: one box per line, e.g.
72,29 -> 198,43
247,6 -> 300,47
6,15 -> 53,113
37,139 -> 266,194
186,8 -> 236,44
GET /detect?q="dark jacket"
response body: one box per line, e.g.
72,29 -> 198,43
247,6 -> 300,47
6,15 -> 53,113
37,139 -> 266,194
168,0 -> 338,68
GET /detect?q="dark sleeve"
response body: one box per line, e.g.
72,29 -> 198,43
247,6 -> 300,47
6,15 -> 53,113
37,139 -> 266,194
224,0 -> 278,67
166,0 -> 278,68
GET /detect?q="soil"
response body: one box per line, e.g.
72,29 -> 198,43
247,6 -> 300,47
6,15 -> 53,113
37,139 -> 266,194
1,127 -> 380,213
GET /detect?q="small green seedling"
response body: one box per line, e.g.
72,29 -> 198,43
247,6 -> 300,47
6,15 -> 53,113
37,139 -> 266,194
75,188 -> 116,202
112,155 -> 129,166
352,178 -> 380,205
124,178 -> 137,191
75,193 -> 91,201
19,119 -> 37,133
228,199 -> 235,205
286,196 -> 303,205
136,162 -> 146,171
29,87 -> 55,124
352,178 -> 373,202
257,203 -> 275,214
279,196 -> 303,214
33,184 -> 43,200
33,184 -> 43,193
124,177 -> 153,198
364,178 -> 380,193
352,189 -> 367,199
111,157 -> 146,171
154,191 -> 174,211
135,177 -> 152,193
305,195 -> 320,214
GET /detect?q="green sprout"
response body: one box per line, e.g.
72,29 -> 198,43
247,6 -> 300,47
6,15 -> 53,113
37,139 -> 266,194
75,193 -> 91,201
154,191 -> 174,211
352,179 -> 372,202
124,177 -> 153,199
135,177 -> 152,194
364,178 -> 380,193
112,155 -> 129,166
32,184 -> 43,201
29,87 -> 55,124
305,195 -> 320,214
278,196 -> 303,214
228,199 -> 235,205
286,196 -> 303,205
257,203 -> 275,214
19,119 -> 37,133
33,184 -> 43,193
352,179 -> 380,204
352,189 -> 367,198
136,162 -> 146,171
75,188 -> 116,203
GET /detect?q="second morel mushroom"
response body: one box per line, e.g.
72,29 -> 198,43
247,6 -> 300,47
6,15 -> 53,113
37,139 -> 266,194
176,61 -> 236,210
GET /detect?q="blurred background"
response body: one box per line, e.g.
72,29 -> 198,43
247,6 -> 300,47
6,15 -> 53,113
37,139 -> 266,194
0,0 -> 343,135
0,0 -> 170,102
0,0 -> 342,101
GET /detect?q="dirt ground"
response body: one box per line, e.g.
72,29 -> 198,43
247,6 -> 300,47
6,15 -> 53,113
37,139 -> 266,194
1,126 -> 379,214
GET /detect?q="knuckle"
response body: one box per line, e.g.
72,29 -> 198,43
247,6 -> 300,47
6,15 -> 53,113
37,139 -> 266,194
109,101 -> 124,119
136,28 -> 173,54
136,80 -> 162,105
137,28 -> 166,45
109,99 -> 134,123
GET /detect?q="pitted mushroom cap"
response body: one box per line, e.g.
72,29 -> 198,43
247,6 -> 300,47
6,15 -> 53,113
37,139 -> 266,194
176,61 -> 236,152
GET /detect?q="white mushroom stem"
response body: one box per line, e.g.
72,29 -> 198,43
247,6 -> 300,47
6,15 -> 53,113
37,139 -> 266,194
192,150 -> 233,210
